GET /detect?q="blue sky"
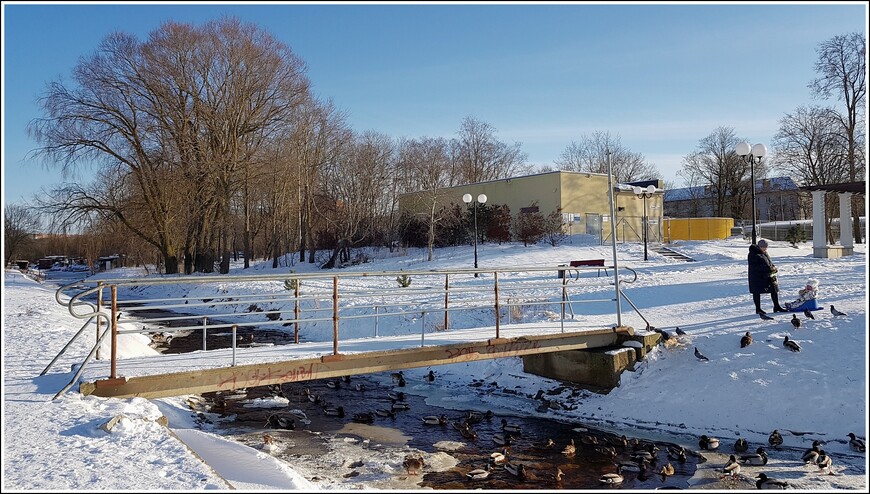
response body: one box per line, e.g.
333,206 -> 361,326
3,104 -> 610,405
2,1 -> 866,206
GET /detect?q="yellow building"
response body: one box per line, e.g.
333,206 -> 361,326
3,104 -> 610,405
397,170 -> 663,243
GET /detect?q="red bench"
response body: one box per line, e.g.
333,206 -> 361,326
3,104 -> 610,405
558,259 -> 608,279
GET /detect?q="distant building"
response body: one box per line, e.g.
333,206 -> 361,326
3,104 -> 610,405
397,170 -> 664,243
664,176 -> 808,222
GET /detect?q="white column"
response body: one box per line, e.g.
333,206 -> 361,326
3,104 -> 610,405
839,192 -> 854,249
812,190 -> 826,257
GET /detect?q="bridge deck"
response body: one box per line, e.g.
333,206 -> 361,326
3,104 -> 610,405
78,321 -> 633,399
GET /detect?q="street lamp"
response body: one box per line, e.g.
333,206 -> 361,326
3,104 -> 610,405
462,193 -> 487,277
633,185 -> 656,261
735,142 -> 767,245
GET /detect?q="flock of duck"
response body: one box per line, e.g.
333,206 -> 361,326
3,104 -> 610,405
210,370 -> 865,489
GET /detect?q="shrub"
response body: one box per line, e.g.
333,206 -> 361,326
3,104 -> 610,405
785,225 -> 807,247
396,273 -> 412,287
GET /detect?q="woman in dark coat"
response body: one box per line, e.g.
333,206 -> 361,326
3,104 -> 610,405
748,239 -> 786,314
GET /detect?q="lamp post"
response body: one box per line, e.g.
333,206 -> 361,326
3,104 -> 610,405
633,185 -> 656,261
735,142 -> 767,245
462,193 -> 487,277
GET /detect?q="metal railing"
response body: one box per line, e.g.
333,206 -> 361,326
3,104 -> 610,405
45,264 -> 643,398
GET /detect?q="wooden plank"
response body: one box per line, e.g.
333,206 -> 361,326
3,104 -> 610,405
80,326 -> 632,399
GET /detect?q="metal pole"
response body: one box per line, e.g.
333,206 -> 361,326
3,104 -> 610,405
231,325 -> 237,367
333,276 -> 339,355
110,285 -> 118,379
294,281 -> 300,344
96,284 -> 103,360
375,305 -> 379,338
751,158 -> 758,245
643,195 -> 649,261
493,272 -> 500,338
443,274 -> 449,330
606,149 -> 623,326
473,202 -> 479,277
421,311 -> 426,346
202,317 -> 207,351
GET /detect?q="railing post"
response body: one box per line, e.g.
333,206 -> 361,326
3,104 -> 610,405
561,274 -> 567,333
374,305 -> 379,338
421,311 -> 426,346
110,285 -> 118,379
333,276 -> 339,355
96,283 -> 103,360
294,281 -> 300,344
493,272 -> 500,339
202,317 -> 207,351
231,325 -> 237,367
443,274 -> 449,331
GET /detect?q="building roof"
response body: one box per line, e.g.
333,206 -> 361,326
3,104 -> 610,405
800,181 -> 866,195
664,176 -> 800,202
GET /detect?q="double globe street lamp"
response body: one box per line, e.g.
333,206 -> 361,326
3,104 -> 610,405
462,193 -> 487,277
735,142 -> 767,246
632,185 -> 656,261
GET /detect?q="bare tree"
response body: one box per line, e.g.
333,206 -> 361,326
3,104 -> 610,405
809,31 -> 867,242
399,137 -> 454,261
452,116 -> 531,184
772,106 -> 851,186
554,131 -> 661,183
681,126 -> 760,220
4,204 -> 41,265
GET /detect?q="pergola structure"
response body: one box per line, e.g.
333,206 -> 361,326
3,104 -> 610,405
800,181 -> 866,258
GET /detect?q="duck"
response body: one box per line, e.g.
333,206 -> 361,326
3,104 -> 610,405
466,461 -> 492,480
632,450 -> 656,463
391,370 -> 404,382
659,462 -> 675,481
490,448 -> 509,465
391,401 -> 410,412
352,412 -> 374,424
374,408 -> 396,419
606,434 -> 629,449
465,410 -> 494,424
768,429 -> 784,449
261,433 -> 277,453
402,455 -> 425,475
734,437 -> 749,453
594,445 -> 618,459
816,450 -> 833,474
423,414 -> 448,426
326,380 -> 341,390
426,370 -> 436,383
791,314 -> 802,329
397,376 -> 406,387
532,438 -> 556,451
721,454 -> 741,478
755,472 -> 788,489
503,461 -> 526,479
549,467 -> 565,483
323,405 -> 345,418
354,383 -> 367,392
493,433 -> 514,447
561,438 -> 576,457
740,331 -> 753,348
740,447 -> 769,466
699,434 -> 720,450
801,441 -> 821,463
616,460 -> 642,473
783,335 -> 802,352
580,434 -> 599,446
453,421 -> 478,441
847,433 -> 866,452
341,375 -> 352,384
501,418 -> 522,435
667,445 -> 687,463
599,472 -> 624,485
268,414 -> 295,430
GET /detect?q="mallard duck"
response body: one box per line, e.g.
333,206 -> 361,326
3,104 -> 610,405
740,331 -> 753,348
423,414 -> 448,426
465,410 -> 493,424
352,412 -> 374,424
388,391 -> 405,402
493,433 -> 514,447
374,408 -> 396,419
426,370 -> 436,383
268,414 -> 295,430
617,461 -> 642,473
816,450 -> 833,474
659,462 -> 675,481
453,421 -> 478,440
595,445 -> 618,459
768,429 -> 784,449
532,438 -> 556,451
755,473 -> 788,489
391,401 -> 410,412
790,314 -> 802,329
550,467 -> 565,482
721,455 -> 741,478
580,434 -> 599,446
503,461 -> 526,480
466,461 -> 491,480
740,447 -> 769,466
734,437 -> 749,453
262,433 -> 276,453
490,448 -> 509,465
561,438 -> 576,457
847,433 -> 866,452
783,335 -> 801,352
606,434 -> 629,449
391,370 -> 404,382
801,442 -> 821,463
323,405 -> 345,418
599,472 -> 623,484
501,418 -> 522,435
667,445 -> 687,463
403,455 -> 425,475
326,380 -> 341,390
699,434 -> 720,450
354,383 -> 367,392
631,450 -> 656,463
341,375 -> 352,384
